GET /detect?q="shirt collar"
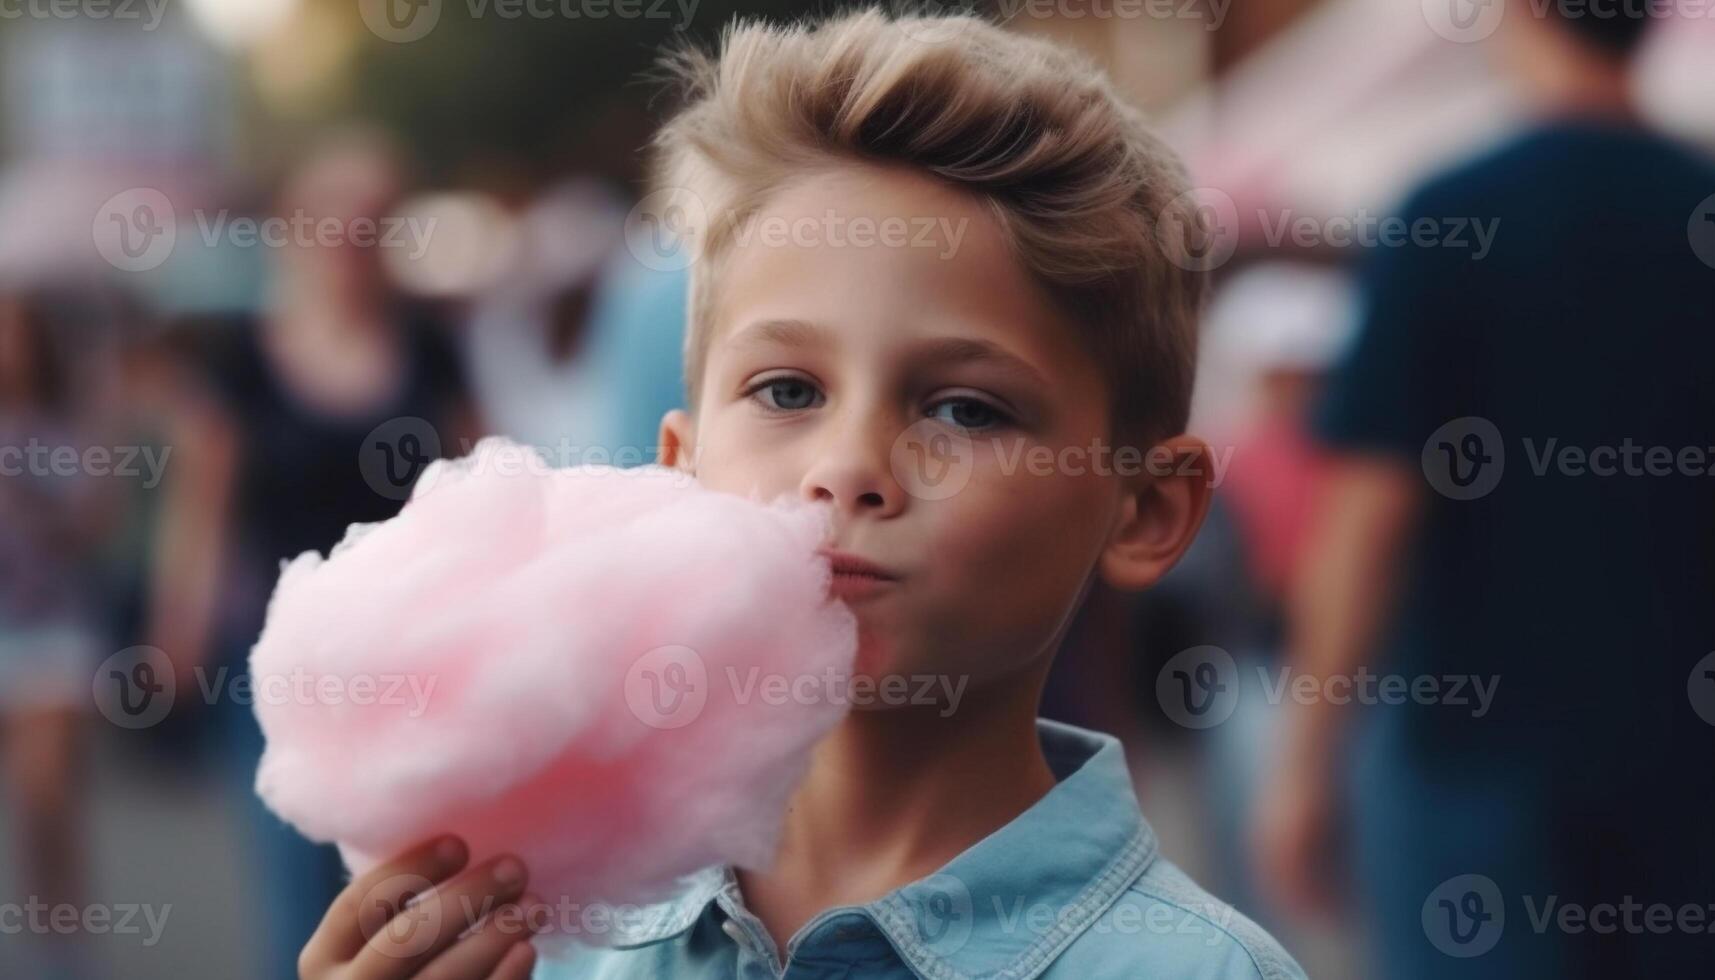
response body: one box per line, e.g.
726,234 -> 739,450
606,719 -> 1159,979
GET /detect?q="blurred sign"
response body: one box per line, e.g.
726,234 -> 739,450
3,22 -> 232,169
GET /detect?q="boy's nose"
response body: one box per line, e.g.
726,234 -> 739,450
798,414 -> 907,521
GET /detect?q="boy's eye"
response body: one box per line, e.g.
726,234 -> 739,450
748,377 -> 824,412
927,396 -> 1010,431
744,379 -> 1010,431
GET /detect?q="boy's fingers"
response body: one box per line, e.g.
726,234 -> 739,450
308,835 -> 469,968
351,855 -> 530,980
485,939 -> 538,980
416,895 -> 543,980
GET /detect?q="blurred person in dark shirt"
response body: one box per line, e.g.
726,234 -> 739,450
145,128 -> 478,980
1251,5 -> 1715,979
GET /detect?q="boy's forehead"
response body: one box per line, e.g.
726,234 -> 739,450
706,164 -> 1080,364
757,162 -> 980,223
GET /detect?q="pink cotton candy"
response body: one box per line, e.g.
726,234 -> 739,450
250,437 -> 857,947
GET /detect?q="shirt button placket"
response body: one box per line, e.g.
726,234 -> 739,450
722,916 -> 779,979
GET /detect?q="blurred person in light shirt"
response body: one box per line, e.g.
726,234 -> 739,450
461,176 -> 687,466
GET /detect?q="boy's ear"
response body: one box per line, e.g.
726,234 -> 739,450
657,408 -> 697,474
1099,435 -> 1214,592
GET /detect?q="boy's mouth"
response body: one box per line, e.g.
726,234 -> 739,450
818,549 -> 901,599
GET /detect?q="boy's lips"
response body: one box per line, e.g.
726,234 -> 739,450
818,548 -> 900,600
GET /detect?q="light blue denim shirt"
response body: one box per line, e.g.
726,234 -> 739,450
533,719 -> 1306,979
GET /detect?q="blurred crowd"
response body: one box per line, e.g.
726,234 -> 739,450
0,123 -> 688,976
1,2 -> 1711,979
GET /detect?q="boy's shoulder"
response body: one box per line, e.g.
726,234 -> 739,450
535,720 -> 1308,980
533,855 -> 1308,980
1042,855 -> 1306,980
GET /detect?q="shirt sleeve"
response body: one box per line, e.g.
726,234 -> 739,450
1314,182 -> 1469,460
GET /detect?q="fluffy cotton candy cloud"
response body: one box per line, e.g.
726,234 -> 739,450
250,437 -> 856,947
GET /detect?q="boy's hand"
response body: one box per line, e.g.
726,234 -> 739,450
299,836 -> 542,980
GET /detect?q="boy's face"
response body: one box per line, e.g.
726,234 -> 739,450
661,164 -> 1134,691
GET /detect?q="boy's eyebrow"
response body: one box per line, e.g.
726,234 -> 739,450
731,318 -> 826,350
910,335 -> 1049,388
731,318 -> 1049,387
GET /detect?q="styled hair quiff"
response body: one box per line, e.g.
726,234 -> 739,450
647,8 -> 1206,445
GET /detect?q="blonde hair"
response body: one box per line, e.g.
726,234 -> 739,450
648,8 -> 1205,445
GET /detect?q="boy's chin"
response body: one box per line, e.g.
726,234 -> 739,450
850,632 -> 895,681
845,646 -> 968,715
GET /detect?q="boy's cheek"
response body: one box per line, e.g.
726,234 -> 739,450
686,429 -> 799,500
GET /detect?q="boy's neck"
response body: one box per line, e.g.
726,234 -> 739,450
736,663 -> 1058,945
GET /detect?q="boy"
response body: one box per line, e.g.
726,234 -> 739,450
298,10 -> 1307,979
